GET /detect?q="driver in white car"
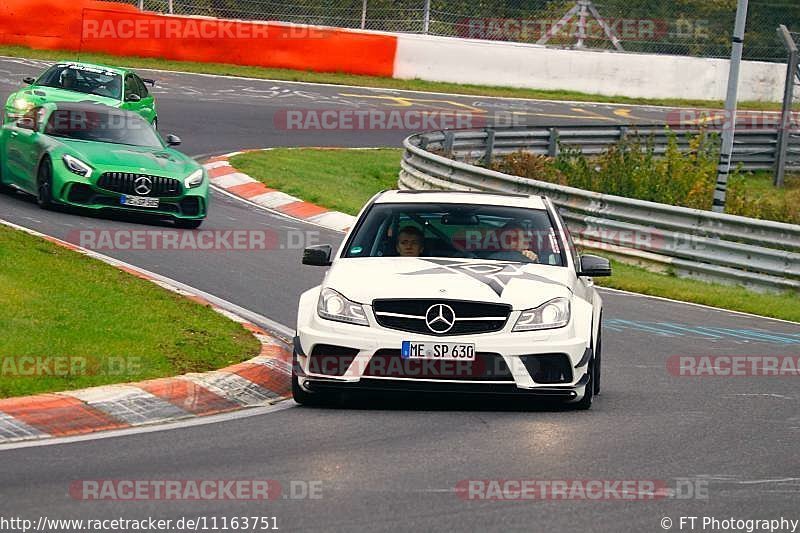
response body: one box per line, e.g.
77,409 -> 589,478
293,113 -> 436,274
396,225 -> 425,257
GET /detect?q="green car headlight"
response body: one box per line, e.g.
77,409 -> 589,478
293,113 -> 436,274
62,155 -> 93,178
184,169 -> 204,189
12,97 -> 33,112
513,297 -> 571,332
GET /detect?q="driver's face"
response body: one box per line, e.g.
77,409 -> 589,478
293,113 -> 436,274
397,233 -> 423,257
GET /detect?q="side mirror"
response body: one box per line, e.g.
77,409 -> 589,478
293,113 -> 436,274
303,244 -> 333,266
165,134 -> 181,146
15,117 -> 36,130
142,78 -> 156,86
578,254 -> 611,277
23,76 -> 35,85
125,93 -> 141,102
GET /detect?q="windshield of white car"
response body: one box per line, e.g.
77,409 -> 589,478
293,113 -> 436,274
44,108 -> 163,148
35,65 -> 123,100
343,202 -> 565,265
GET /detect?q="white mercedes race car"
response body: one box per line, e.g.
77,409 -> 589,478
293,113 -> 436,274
294,190 -> 610,409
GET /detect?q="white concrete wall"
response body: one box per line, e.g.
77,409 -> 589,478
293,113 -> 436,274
393,33 -> 786,102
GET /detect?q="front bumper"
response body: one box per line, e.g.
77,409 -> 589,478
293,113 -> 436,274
53,176 -> 207,220
295,311 -> 592,401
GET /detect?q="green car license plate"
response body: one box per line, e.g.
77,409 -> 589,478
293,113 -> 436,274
121,195 -> 159,208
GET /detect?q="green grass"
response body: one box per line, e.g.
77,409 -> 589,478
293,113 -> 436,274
0,225 -> 260,398
231,148 -> 403,215
231,148 -> 799,323
0,44 -> 794,111
595,259 -> 800,323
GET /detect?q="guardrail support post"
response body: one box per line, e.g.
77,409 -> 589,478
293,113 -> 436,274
484,130 -> 496,166
443,131 -> 455,158
775,25 -> 798,187
422,0 -> 431,34
548,128 -> 560,158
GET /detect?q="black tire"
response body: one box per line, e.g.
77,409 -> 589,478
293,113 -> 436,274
594,328 -> 602,396
573,361 -> 594,410
291,342 -> 329,406
174,218 -> 203,229
36,156 -> 54,209
292,372 -> 327,406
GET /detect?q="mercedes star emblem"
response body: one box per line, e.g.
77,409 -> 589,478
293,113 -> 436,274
425,304 -> 456,334
134,176 -> 153,195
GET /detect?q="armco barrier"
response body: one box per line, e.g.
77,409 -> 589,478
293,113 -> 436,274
399,127 -> 800,293
0,0 -> 397,77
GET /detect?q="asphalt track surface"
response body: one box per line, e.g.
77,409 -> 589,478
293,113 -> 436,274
1,57 -> 799,532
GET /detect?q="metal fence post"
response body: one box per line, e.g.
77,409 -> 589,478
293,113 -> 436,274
422,0 -> 431,34
361,0 -> 367,30
443,131 -> 455,157
484,129 -> 496,166
712,0 -> 749,213
548,128 -> 560,157
168,0 -> 174,14
137,0 -> 144,10
775,25 -> 798,187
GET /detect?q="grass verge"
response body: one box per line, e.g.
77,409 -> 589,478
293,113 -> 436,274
231,148 -> 799,323
594,259 -> 800,323
0,44 -> 793,111
0,225 -> 260,398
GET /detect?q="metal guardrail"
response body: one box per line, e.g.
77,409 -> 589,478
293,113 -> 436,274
415,125 -> 800,171
399,127 -> 800,293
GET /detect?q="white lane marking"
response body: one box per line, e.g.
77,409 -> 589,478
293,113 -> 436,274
597,287 -> 800,326
0,401 -> 295,451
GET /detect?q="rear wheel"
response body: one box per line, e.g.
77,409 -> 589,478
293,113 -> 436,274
36,156 -> 54,209
174,218 -> 203,229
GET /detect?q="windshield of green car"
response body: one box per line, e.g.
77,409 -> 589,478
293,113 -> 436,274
36,64 -> 122,100
44,108 -> 163,148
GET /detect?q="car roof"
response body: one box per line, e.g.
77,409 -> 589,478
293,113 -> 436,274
374,190 -> 548,210
51,62 -> 127,75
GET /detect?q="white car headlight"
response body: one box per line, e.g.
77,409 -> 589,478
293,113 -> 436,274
513,297 -> 571,332
184,169 -> 204,189
62,154 -> 93,178
317,288 -> 368,326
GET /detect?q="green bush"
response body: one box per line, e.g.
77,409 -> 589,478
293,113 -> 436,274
489,130 -> 799,225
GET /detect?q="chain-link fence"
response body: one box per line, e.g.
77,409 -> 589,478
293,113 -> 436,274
114,0 -> 800,62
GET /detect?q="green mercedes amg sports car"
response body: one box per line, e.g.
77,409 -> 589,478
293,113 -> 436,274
4,62 -> 158,127
0,102 -> 207,228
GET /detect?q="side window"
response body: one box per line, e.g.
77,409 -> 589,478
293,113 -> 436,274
124,75 -> 139,100
133,75 -> 149,98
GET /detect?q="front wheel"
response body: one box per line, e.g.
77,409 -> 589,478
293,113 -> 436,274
572,361 -> 594,410
174,218 -> 203,229
291,372 -> 329,407
36,156 -> 55,209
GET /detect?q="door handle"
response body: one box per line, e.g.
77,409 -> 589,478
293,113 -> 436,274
10,131 -> 18,137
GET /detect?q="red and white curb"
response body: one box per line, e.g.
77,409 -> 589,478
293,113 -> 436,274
203,150 -> 356,232
0,219 -> 292,444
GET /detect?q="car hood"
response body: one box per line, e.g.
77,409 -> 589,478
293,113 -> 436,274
324,257 -> 575,310
11,86 -> 119,107
57,139 -> 196,176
